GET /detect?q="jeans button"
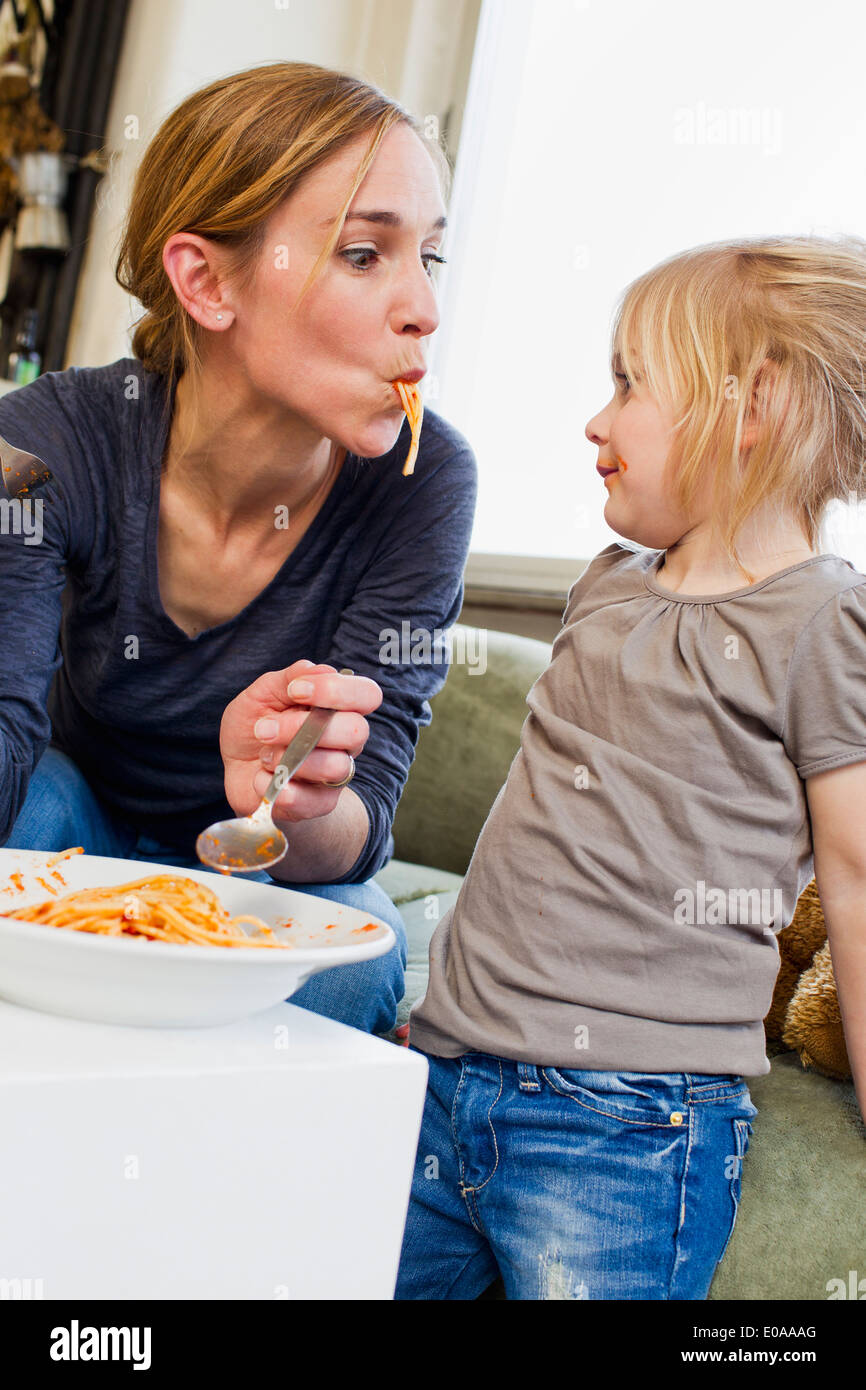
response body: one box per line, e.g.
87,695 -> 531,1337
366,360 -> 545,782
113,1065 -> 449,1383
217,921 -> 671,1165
670,1111 -> 684,1125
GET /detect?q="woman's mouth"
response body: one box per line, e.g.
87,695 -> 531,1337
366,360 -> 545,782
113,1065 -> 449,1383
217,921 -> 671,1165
597,463 -> 619,478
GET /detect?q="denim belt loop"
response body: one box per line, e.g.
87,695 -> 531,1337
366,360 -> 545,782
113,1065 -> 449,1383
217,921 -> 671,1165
517,1062 -> 542,1091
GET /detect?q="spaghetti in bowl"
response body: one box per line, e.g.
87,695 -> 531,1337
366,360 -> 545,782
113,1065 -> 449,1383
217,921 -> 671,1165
0,848 -> 395,1028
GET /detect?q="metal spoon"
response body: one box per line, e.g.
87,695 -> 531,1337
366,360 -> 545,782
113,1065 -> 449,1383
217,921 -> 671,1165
0,433 -> 52,499
196,668 -> 354,874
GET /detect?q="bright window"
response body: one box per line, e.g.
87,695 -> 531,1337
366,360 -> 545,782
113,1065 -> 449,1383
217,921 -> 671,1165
431,0 -> 866,581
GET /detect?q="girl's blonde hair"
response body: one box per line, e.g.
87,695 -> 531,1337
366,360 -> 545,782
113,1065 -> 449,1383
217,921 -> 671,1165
115,60 -> 450,433
612,235 -> 866,578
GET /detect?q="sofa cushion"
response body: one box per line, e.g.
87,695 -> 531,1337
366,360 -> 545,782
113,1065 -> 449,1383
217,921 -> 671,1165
708,1051 -> 865,1299
395,888 -> 461,1029
373,857 -> 464,907
373,857 -> 462,1030
391,625 -> 552,875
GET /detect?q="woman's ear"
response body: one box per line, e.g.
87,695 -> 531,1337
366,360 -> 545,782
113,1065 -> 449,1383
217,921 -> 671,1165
162,231 -> 233,330
740,359 -> 779,452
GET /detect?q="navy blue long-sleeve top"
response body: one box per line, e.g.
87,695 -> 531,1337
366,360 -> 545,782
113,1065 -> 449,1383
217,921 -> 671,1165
0,359 -> 477,880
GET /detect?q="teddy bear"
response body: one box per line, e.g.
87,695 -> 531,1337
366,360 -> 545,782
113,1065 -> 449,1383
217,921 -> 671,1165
764,877 -> 851,1080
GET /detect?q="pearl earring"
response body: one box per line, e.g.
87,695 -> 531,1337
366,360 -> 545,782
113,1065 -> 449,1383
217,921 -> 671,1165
216,313 -> 223,321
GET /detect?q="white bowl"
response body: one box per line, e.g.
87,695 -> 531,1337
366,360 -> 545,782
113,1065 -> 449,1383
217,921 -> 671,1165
0,849 -> 395,1028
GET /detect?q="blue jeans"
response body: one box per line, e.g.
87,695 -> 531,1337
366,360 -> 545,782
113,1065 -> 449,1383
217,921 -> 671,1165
395,1050 -> 758,1300
5,746 -> 407,1035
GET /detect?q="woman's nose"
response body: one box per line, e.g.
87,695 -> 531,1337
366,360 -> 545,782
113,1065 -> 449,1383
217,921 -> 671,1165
391,263 -> 440,339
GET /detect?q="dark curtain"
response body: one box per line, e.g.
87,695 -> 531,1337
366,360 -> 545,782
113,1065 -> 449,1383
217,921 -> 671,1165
1,0 -> 131,373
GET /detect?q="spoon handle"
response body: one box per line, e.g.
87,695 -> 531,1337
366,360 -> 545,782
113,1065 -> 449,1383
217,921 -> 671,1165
261,667 -> 355,806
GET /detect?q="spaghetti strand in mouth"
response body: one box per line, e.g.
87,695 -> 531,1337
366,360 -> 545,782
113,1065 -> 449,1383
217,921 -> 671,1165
393,379 -> 424,476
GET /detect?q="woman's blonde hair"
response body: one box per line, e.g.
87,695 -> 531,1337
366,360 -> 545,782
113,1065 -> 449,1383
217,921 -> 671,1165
115,60 -> 450,431
612,234 -> 866,579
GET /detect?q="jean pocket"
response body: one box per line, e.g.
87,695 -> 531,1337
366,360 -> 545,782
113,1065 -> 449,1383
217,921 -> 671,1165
542,1068 -> 687,1126
717,1117 -> 754,1263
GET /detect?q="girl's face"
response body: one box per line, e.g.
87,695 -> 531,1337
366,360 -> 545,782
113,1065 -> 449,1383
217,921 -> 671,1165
220,122 -> 447,457
585,357 -> 701,549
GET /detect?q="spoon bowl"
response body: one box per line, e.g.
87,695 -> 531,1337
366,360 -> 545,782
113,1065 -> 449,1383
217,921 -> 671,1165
196,669 -> 353,875
195,806 -> 289,875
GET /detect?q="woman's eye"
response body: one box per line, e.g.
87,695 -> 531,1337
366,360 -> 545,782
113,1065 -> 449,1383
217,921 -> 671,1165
340,248 -> 448,277
614,372 -> 631,393
341,248 -> 380,272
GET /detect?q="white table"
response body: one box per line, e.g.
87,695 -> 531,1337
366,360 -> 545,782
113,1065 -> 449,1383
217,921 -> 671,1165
0,999 -> 428,1300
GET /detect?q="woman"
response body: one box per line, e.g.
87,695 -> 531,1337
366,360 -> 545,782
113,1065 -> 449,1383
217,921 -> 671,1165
0,61 -> 477,1036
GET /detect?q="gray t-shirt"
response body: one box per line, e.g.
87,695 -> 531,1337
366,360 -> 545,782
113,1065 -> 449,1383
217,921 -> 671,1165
410,542 -> 866,1075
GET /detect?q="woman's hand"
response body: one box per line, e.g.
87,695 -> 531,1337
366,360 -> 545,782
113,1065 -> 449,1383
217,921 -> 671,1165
220,659 -> 383,825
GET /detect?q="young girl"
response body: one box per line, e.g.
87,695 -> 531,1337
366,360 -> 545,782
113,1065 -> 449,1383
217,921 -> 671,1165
396,234 -> 866,1300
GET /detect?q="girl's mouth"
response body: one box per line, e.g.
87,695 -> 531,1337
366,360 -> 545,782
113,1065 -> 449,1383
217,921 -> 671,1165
597,455 -> 629,481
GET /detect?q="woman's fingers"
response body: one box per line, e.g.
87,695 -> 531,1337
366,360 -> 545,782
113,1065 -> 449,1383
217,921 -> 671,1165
284,670 -> 383,715
222,663 -> 378,767
253,709 -> 368,754
249,664 -> 380,717
257,746 -> 357,785
251,768 -> 343,821
237,662 -> 339,720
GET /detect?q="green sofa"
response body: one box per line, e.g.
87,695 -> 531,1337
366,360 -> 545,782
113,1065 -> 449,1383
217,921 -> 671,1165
372,623 -> 866,1301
